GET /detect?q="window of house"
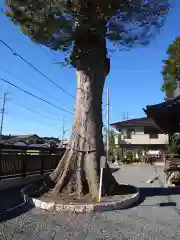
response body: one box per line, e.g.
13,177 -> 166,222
135,127 -> 144,134
149,133 -> 158,139
144,126 -> 159,139
126,128 -> 135,139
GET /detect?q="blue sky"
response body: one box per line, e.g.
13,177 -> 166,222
0,1 -> 179,138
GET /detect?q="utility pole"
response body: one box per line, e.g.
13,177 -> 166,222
0,92 -> 10,137
61,117 -> 67,147
106,88 -> 110,163
62,117 -> 65,145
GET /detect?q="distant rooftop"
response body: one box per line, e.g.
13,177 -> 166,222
0,134 -> 60,146
14,141 -> 28,146
29,144 -> 47,147
15,134 -> 39,139
111,117 -> 158,129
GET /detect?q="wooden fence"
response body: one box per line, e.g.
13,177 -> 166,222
0,144 -> 66,180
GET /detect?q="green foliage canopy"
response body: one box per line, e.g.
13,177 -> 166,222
167,134 -> 179,154
162,36 -> 180,98
5,0 -> 169,67
109,129 -> 116,155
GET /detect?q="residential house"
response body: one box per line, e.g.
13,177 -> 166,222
6,134 -> 42,145
59,139 -> 69,148
13,140 -> 28,146
0,134 -> 66,149
0,134 -> 12,143
42,137 -> 59,147
111,118 -> 169,157
0,134 -> 43,147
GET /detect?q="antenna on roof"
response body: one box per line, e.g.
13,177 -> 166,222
121,111 -> 129,120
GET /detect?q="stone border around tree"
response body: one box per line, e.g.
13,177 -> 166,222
21,184 -> 140,213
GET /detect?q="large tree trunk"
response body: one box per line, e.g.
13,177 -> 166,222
50,69 -> 118,201
49,24 -> 118,201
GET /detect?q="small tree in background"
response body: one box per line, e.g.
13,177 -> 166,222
109,129 -> 116,155
161,36 -> 180,99
103,127 -> 122,162
166,135 -> 179,155
108,129 -> 117,163
4,0 -> 170,201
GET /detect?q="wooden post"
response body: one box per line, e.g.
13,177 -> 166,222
98,168 -> 103,202
98,156 -> 106,202
22,149 -> 26,178
55,156 -> 59,168
163,153 -> 167,185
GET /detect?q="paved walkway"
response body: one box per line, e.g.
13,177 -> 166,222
1,165 -> 180,240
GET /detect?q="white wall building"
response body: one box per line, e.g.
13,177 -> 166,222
111,118 -> 168,151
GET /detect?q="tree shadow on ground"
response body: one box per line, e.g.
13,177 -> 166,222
110,183 -> 138,196
123,187 -> 180,210
137,187 -> 180,216
110,168 -> 120,173
0,186 -> 34,223
139,187 -> 180,197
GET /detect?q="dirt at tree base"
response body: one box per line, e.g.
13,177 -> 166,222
35,184 -> 136,205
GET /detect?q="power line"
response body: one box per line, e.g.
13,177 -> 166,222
11,102 -> 62,121
7,103 -> 71,136
0,65 -> 58,102
7,113 -> 57,128
0,76 -> 74,115
41,46 -> 60,61
43,46 -> 59,59
0,65 -> 67,105
0,39 -> 75,99
40,46 -> 58,62
41,46 -> 54,59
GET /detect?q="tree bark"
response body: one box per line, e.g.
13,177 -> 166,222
49,26 -> 118,201
49,66 -> 119,201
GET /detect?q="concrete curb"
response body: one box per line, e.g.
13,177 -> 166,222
21,185 -> 140,213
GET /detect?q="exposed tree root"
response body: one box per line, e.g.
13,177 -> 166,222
50,149 -> 76,196
50,149 -> 69,182
48,148 -> 120,202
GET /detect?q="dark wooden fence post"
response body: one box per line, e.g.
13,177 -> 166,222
0,147 -> 2,181
0,145 -> 65,181
22,149 -> 26,178
49,149 -> 56,169
41,150 -> 44,177
55,149 -> 60,168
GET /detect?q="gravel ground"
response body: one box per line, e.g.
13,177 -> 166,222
1,165 -> 180,240
112,164 -> 166,188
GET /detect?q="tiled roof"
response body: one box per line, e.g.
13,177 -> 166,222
15,134 -> 39,139
29,144 -> 47,147
14,141 -> 28,146
144,95 -> 180,133
111,117 -> 157,128
0,135 -> 12,141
